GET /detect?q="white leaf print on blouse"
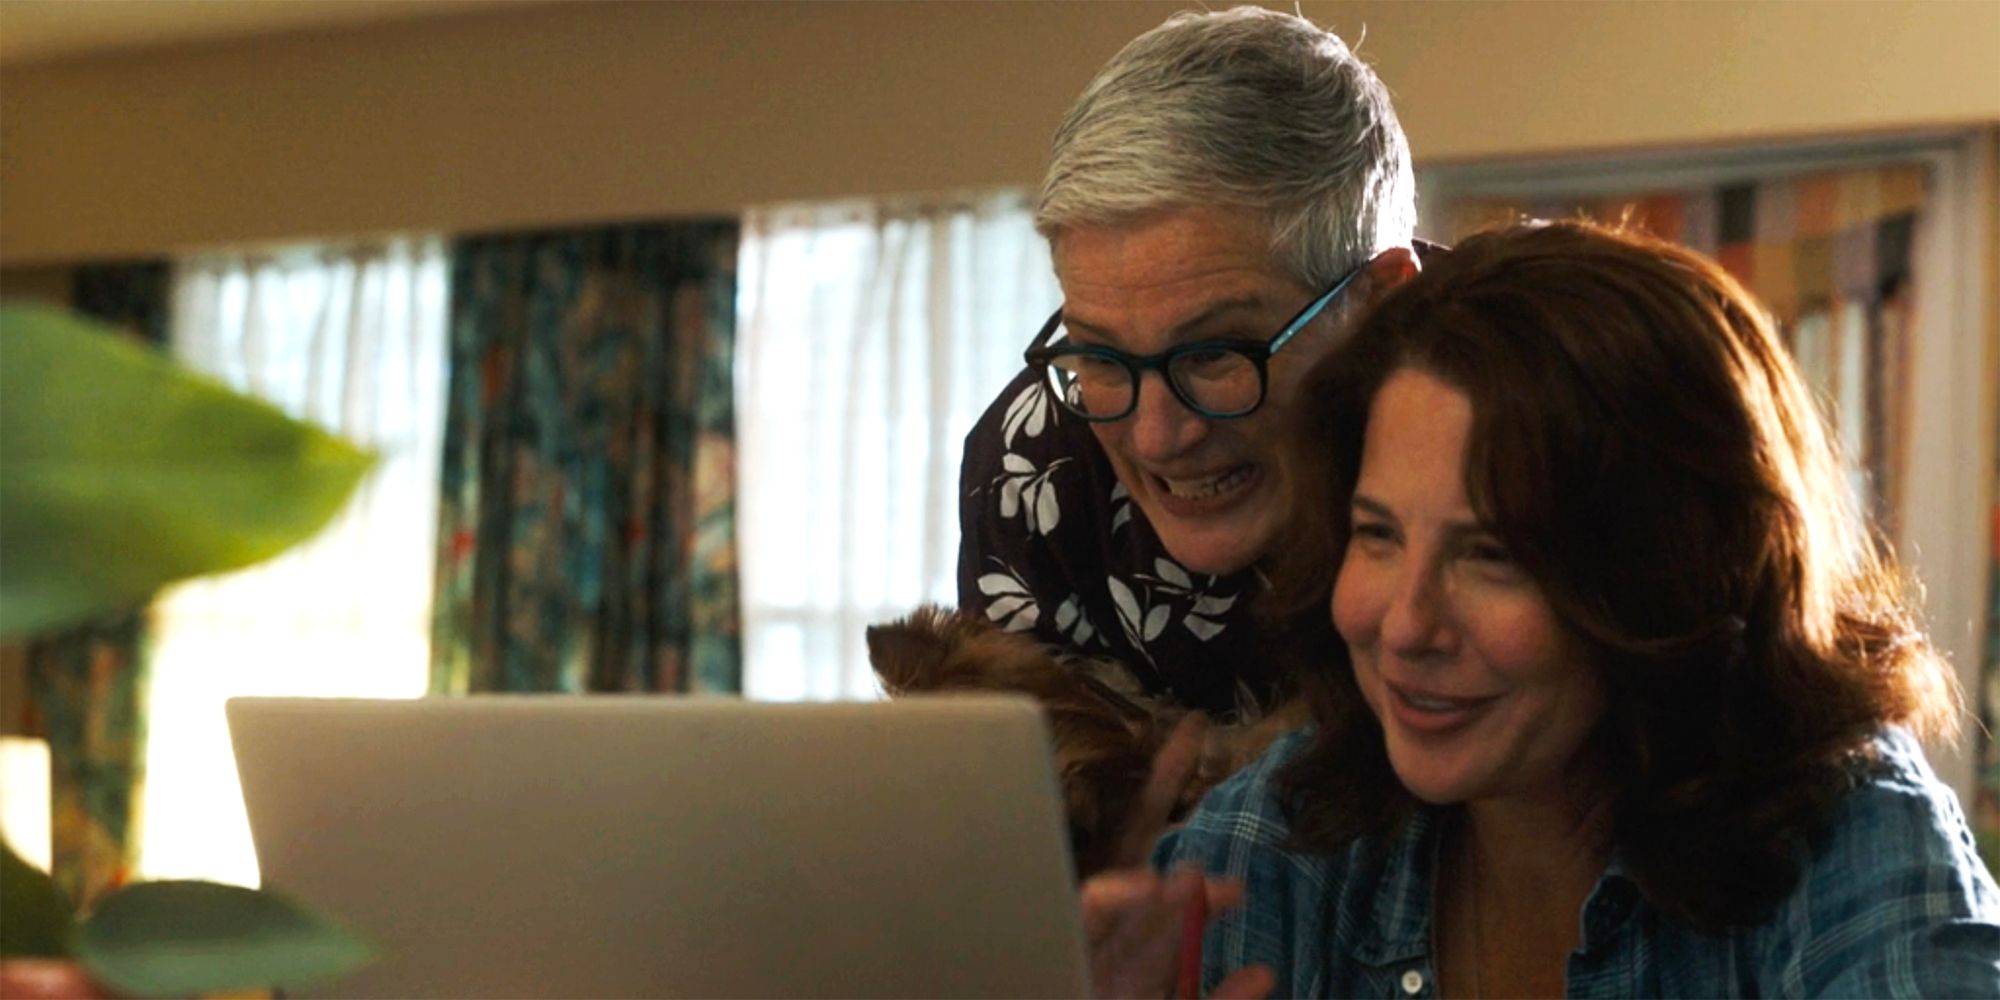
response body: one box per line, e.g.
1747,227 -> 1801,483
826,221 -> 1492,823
977,562 -> 1040,632
993,453 -> 1071,535
1184,590 -> 1238,641
1106,576 -> 1172,657
1153,558 -> 1192,590
1109,482 -> 1134,533
1000,380 -> 1054,448
1054,594 -> 1100,647
1133,557 -> 1240,644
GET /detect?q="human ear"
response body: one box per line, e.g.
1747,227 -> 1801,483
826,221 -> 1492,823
1359,246 -> 1419,304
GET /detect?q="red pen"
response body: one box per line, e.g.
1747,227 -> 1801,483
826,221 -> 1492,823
1176,885 -> 1207,999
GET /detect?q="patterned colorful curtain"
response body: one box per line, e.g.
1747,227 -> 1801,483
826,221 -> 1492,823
430,223 -> 741,695
17,261 -> 171,907
1451,163 -> 1926,544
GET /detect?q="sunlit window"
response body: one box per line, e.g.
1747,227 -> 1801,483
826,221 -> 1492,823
736,194 -> 1059,700
136,239 -> 448,887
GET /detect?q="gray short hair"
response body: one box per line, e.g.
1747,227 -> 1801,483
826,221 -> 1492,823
1036,6 -> 1416,289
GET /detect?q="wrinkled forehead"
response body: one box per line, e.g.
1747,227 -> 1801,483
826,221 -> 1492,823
1048,207 -> 1300,313
1048,204 -> 1280,269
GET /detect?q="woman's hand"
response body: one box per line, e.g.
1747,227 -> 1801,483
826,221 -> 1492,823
1081,866 -> 1272,999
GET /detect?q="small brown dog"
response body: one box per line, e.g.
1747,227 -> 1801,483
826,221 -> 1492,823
866,605 -> 1303,878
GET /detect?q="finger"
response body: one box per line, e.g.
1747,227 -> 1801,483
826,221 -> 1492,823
1114,712 -> 1209,868
1081,870 -> 1191,967
1159,866 -> 1207,906
1208,964 -> 1277,1000
1087,903 -> 1183,997
1202,876 -> 1247,912
1082,869 -> 1163,910
1091,911 -> 1181,997
1080,869 -> 1163,939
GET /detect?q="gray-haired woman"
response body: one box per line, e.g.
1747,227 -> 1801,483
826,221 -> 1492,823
957,5 -> 1423,726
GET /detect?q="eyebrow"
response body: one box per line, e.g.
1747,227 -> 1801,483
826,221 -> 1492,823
1349,495 -> 1397,523
1349,494 -> 1494,541
1062,296 -> 1272,343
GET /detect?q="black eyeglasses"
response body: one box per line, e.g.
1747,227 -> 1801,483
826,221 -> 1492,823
1023,260 -> 1367,422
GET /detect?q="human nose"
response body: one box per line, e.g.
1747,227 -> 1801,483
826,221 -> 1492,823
1125,370 -> 1208,462
1380,558 -> 1457,660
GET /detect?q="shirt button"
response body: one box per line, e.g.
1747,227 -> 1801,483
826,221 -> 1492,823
1401,969 -> 1425,995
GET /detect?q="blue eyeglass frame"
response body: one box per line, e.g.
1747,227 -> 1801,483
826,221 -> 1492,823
1022,259 -> 1368,422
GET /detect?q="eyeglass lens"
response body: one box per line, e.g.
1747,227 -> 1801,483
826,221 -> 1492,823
1041,342 -> 1262,419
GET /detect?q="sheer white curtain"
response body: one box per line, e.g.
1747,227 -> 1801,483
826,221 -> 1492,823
737,192 -> 1060,700
137,238 -> 448,886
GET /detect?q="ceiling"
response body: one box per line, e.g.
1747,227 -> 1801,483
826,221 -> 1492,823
0,0 -> 528,67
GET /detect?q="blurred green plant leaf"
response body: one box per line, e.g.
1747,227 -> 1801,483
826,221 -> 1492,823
0,304 -> 375,638
1,836 -> 74,957
74,880 -> 374,998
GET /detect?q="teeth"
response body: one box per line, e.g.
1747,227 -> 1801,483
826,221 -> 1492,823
1162,466 -> 1252,499
1406,695 -> 1463,712
1403,691 -> 1486,712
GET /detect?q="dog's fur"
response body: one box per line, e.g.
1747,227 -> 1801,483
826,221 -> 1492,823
866,605 -> 1304,878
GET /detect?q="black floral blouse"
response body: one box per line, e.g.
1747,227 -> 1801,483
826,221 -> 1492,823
955,367 -> 1273,716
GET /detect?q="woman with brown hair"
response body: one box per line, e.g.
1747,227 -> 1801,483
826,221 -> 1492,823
1082,221 -> 1999,998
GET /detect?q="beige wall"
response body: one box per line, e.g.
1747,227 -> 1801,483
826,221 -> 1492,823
2,0 -> 1997,265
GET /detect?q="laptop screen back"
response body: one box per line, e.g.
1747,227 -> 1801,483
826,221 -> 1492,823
228,695 -> 1088,998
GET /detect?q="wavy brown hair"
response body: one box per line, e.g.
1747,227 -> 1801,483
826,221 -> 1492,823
1264,220 -> 1961,931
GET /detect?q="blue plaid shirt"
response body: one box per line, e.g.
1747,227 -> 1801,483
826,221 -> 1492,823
1156,728 -> 2000,998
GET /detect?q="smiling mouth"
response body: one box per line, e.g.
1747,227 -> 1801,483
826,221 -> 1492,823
1157,465 -> 1255,500
1397,689 -> 1490,712
1385,682 -> 1499,733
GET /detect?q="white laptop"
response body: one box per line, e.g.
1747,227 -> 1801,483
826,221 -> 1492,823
227,695 -> 1089,999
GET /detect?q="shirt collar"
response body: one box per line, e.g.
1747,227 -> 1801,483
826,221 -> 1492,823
1341,809 -> 1642,966
1577,847 -> 1645,953
1344,810 -> 1438,966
